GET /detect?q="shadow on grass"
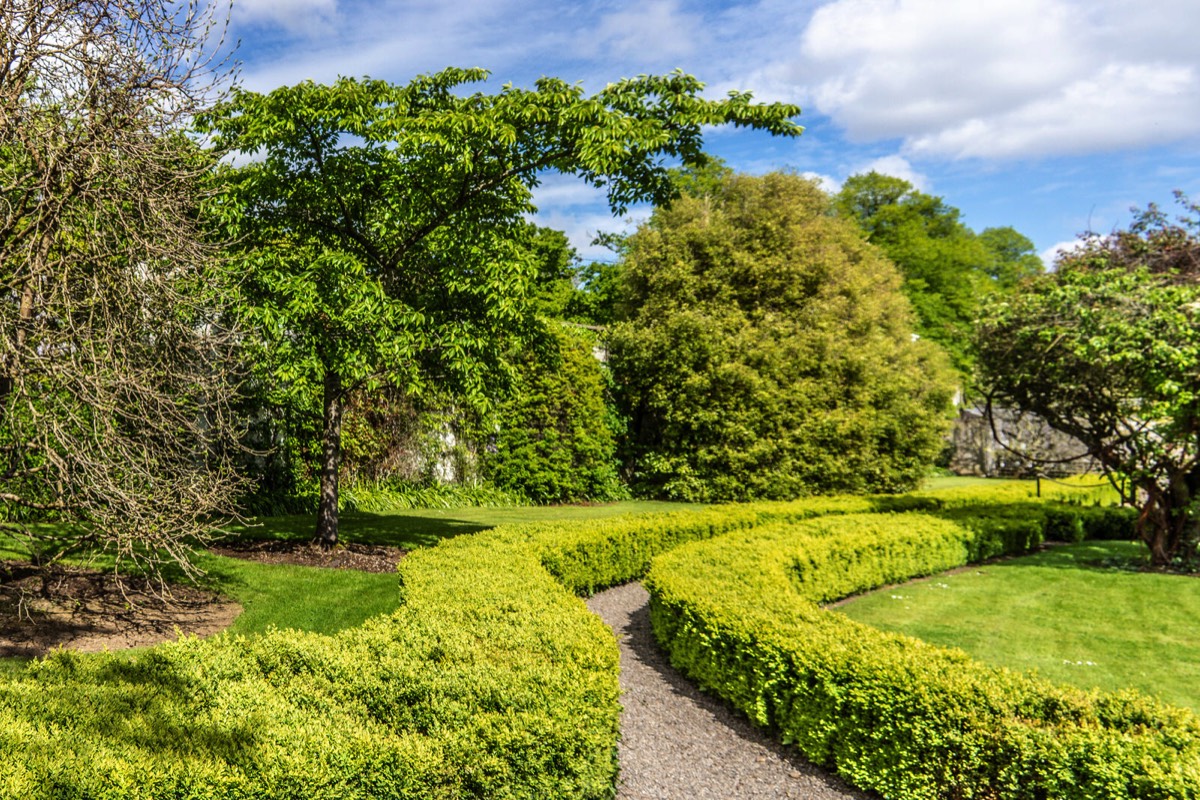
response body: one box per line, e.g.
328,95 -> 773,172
997,540 -> 1161,573
221,511 -> 489,550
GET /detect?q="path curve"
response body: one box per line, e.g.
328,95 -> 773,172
587,582 -> 872,800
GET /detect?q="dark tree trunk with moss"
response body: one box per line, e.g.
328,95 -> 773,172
314,370 -> 344,549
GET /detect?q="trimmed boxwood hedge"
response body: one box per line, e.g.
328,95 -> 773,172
0,481 -> 1157,798
645,512 -> 1200,799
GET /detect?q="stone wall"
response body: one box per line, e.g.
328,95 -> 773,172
949,406 -> 1097,477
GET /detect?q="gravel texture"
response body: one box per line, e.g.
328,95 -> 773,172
587,582 -> 872,800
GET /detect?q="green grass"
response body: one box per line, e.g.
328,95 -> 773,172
226,500 -> 692,550
1,500 -> 695,660
837,540 -> 1200,711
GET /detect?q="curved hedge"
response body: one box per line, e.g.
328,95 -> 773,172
0,482 -> 1151,798
0,501 -> 821,799
645,512 -> 1200,799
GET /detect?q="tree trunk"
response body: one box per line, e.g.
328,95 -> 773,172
313,369 -> 343,549
1137,475 -> 1196,568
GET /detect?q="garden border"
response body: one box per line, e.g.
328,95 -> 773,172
0,481 -> 1169,798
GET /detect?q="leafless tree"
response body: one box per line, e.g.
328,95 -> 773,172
0,0 -> 245,586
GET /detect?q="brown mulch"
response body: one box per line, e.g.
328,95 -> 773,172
208,540 -> 405,573
0,563 -> 241,659
0,541 -> 403,660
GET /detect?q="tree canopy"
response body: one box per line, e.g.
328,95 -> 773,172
482,323 -> 624,503
975,194 -> 1200,566
835,172 -> 1042,372
199,70 -> 801,545
609,171 -> 955,502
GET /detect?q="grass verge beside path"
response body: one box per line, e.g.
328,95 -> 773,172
0,501 -> 698,645
228,500 -> 694,550
837,540 -> 1200,711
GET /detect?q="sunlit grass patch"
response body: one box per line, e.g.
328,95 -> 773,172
837,540 -> 1200,710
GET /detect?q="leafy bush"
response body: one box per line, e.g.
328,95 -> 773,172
609,172 -> 956,502
341,480 -> 528,512
0,525 -> 623,798
1079,505 -> 1139,541
482,324 -> 627,504
907,475 -> 1121,508
645,512 -> 1200,799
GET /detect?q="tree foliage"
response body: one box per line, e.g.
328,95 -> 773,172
483,324 -> 625,503
0,0 -> 244,578
975,194 -> 1200,566
610,172 -> 955,502
200,70 -> 801,545
835,172 -> 1042,372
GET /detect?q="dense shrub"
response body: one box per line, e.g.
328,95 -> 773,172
483,324 -> 626,503
645,513 -> 1200,799
0,525 -> 624,798
609,172 -> 956,502
342,479 -> 528,512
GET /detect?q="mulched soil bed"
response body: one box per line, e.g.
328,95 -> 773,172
0,542 -> 402,660
208,540 -> 405,573
0,562 -> 241,659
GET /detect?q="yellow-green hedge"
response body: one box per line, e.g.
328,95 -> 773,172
0,479 -> 1141,798
645,512 -> 1200,799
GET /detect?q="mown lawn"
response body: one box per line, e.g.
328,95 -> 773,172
0,499 -> 697,664
227,500 -> 692,550
836,540 -> 1200,711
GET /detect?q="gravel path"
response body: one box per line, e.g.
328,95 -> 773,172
587,582 -> 872,800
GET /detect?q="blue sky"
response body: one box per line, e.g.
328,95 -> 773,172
225,0 -> 1200,264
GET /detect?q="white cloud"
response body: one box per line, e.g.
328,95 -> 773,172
907,63 -> 1197,159
853,155 -> 928,190
530,174 -> 611,210
235,0 -> 542,90
801,171 -> 841,195
583,0 -> 703,62
529,174 -> 643,261
1039,238 -> 1085,269
234,0 -> 338,35
787,0 -> 1200,159
533,208 -> 644,263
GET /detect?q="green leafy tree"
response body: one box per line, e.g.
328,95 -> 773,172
566,233 -> 631,327
978,226 -> 1044,290
976,194 -> 1200,566
483,324 -> 624,503
610,172 -> 955,501
200,70 -> 800,546
525,225 -> 581,321
834,172 -> 1042,372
